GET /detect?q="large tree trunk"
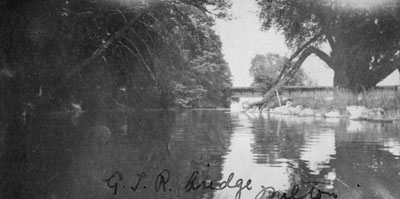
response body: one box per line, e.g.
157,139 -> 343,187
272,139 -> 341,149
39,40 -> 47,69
332,63 -> 390,92
330,41 -> 398,92
333,68 -> 374,92
333,67 -> 356,90
244,31 -> 400,110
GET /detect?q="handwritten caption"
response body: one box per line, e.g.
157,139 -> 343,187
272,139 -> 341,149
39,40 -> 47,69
104,169 -> 337,199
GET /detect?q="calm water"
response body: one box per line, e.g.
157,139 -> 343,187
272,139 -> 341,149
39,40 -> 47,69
1,110 -> 400,199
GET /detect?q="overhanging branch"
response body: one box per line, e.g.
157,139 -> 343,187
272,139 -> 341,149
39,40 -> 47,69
64,7 -> 152,80
39,5 -> 156,110
306,46 -> 335,69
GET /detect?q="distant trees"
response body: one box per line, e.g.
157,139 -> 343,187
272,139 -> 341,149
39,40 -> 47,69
256,0 -> 400,92
249,53 -> 308,92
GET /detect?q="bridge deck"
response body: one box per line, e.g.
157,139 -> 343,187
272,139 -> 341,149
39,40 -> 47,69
231,86 -> 399,98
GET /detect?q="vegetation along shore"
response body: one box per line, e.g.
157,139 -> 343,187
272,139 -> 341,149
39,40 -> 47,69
244,88 -> 400,122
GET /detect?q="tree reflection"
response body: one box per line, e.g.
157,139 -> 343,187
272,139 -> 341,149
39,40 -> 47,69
245,114 -> 400,199
333,121 -> 400,199
3,110 -> 400,199
248,115 -> 338,196
1,110 -> 233,199
250,115 -> 307,166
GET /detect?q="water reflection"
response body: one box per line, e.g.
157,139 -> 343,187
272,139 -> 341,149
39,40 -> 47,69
214,113 -> 293,199
215,112 -> 400,199
299,130 -> 336,175
1,110 -> 400,199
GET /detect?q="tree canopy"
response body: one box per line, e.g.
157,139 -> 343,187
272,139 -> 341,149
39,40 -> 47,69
257,0 -> 400,92
0,0 -> 232,120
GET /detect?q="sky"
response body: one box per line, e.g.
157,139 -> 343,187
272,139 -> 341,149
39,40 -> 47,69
212,0 -> 399,87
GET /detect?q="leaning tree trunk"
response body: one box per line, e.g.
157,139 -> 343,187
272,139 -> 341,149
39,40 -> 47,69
245,32 -> 400,109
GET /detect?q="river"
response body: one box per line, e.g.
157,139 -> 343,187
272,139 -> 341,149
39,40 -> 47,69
1,110 -> 400,199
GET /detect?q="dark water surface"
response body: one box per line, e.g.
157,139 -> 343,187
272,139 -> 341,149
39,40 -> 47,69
1,110 -> 400,199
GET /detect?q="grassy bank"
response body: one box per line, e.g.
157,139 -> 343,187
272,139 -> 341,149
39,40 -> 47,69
289,88 -> 400,119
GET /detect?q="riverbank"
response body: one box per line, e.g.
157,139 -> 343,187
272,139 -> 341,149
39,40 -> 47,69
247,89 -> 400,121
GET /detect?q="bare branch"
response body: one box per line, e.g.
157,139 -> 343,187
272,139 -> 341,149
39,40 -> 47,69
120,36 -> 156,82
112,9 -> 128,23
130,29 -> 158,74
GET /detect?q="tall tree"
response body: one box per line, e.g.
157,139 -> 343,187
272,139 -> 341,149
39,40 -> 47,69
0,0 -> 232,115
257,0 -> 400,92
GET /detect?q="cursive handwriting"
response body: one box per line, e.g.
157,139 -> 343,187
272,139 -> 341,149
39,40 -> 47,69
131,172 -> 147,192
254,183 -> 338,199
184,171 -> 252,199
104,170 -> 338,199
155,169 -> 171,192
104,171 -> 123,195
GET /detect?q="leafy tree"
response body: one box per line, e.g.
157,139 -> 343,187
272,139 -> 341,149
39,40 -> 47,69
0,0 -> 232,118
141,5 -> 232,108
0,2 -> 234,198
250,53 -> 307,92
186,11 -> 232,108
257,0 -> 400,92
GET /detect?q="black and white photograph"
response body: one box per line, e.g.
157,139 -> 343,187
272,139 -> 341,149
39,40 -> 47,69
1,0 -> 400,198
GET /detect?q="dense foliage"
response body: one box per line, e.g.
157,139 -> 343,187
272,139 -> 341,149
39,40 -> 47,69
0,0 -> 232,122
257,0 -> 400,92
249,53 -> 308,91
